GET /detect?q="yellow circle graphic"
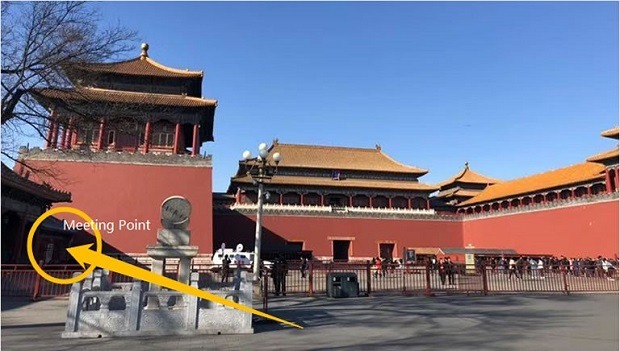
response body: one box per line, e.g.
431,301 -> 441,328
27,206 -> 103,285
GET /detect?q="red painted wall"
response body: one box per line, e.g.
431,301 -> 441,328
24,160 -> 213,255
463,200 -> 619,258
214,212 -> 463,259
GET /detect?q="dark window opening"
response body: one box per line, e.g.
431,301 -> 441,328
287,241 -> 303,251
379,243 -> 394,260
107,130 -> 116,145
328,196 -> 346,207
333,240 -> 350,262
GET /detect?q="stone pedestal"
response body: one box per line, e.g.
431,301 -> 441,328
145,258 -> 165,308
62,196 -> 255,337
145,245 -> 198,308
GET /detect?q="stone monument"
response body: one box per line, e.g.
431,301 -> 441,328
145,196 -> 197,308
62,196 -> 254,338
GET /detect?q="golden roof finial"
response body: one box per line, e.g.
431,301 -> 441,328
140,43 -> 149,59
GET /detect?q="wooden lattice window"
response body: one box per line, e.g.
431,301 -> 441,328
152,124 -> 174,147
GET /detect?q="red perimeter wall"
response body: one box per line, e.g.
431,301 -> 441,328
463,200 -> 619,258
23,160 -> 213,255
214,212 -> 463,259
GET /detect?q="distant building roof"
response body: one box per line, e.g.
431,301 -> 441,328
438,162 -> 501,188
66,43 -> 203,79
1,163 -> 71,203
231,173 -> 437,192
435,187 -> 482,199
459,162 -> 606,206
254,141 -> 428,176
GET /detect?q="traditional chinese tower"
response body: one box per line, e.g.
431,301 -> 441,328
34,43 -> 215,155
433,162 -> 500,211
19,44 -> 217,257
228,141 -> 437,210
215,140 -> 450,262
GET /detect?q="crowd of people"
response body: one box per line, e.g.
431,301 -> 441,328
370,257 -> 403,278
219,253 -> 618,297
476,256 -> 618,280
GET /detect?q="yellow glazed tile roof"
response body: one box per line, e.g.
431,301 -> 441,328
601,127 -> 619,139
459,162 -> 606,206
34,87 -> 217,108
69,56 -> 203,78
253,142 -> 428,176
438,163 -> 501,188
436,188 -> 481,198
586,147 -> 619,163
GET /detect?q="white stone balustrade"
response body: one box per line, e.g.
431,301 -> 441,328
231,203 -> 435,215
63,268 -> 253,338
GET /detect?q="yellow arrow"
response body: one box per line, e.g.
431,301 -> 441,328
66,244 -> 302,329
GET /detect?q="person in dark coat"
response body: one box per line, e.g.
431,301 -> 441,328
221,254 -> 231,283
438,258 -> 447,285
272,255 -> 289,296
300,257 -> 308,278
446,257 -> 455,285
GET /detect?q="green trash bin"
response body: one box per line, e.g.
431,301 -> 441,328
326,272 -> 359,298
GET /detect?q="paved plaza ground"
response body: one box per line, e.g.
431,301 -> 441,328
1,293 -> 618,351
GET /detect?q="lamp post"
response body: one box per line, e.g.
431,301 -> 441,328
242,142 -> 282,280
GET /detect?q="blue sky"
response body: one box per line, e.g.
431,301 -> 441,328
38,2 -> 620,191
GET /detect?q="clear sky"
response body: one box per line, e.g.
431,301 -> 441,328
35,2 -> 620,192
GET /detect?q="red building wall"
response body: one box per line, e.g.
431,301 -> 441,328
23,160 -> 213,255
462,200 -> 619,258
214,212 -> 463,259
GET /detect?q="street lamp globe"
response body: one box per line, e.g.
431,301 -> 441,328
258,142 -> 268,152
259,148 -> 269,158
272,152 -> 282,163
242,150 -> 252,160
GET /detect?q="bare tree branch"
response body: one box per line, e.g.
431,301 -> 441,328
2,1 -> 137,168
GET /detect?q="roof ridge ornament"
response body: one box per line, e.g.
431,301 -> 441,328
465,161 -> 469,169
375,144 -> 381,151
140,43 -> 149,60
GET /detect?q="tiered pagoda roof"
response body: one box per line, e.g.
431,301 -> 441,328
587,148 -> 619,163
229,141 -> 436,193
434,162 -> 500,205
33,87 -> 217,108
66,55 -> 204,79
459,162 -> 606,206
600,126 -> 619,139
586,127 -> 619,165
437,162 -> 500,188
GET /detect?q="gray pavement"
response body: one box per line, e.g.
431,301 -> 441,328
1,293 -> 618,351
